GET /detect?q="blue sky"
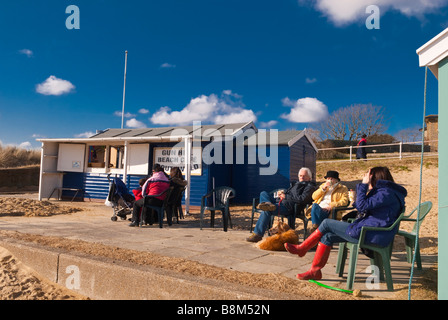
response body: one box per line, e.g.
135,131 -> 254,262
0,0 -> 446,149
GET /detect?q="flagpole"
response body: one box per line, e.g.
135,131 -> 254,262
121,50 -> 128,129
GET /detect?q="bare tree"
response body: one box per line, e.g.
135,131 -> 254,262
394,126 -> 421,142
303,128 -> 322,143
315,104 -> 388,141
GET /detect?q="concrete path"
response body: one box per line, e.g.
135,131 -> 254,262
0,193 -> 436,300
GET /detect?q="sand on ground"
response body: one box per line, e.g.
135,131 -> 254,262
0,158 -> 439,300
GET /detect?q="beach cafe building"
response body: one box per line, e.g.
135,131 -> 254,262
417,27 -> 448,300
37,121 -> 317,212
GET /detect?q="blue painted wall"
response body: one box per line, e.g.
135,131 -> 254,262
230,136 -> 317,204
60,136 -> 316,206
231,145 -> 291,204
61,142 -> 210,206
62,172 -> 144,200
289,136 -> 317,181
149,142 -> 209,207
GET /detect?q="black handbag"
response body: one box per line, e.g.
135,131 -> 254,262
346,210 -> 375,258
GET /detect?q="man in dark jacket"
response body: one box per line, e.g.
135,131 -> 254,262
247,167 -> 316,242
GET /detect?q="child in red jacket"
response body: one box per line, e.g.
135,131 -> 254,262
132,178 -> 147,201
131,178 -> 147,224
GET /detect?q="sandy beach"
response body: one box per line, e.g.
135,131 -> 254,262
0,157 -> 439,300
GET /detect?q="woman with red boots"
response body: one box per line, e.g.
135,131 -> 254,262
284,166 -> 407,281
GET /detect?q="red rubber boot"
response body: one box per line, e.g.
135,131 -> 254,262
284,228 -> 323,257
296,242 -> 332,281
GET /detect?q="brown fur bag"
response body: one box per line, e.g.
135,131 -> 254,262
256,220 -> 299,251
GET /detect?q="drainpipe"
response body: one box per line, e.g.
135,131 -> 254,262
184,136 -> 192,214
123,141 -> 129,187
38,142 -> 45,200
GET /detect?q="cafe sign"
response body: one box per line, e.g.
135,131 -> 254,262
153,147 -> 202,176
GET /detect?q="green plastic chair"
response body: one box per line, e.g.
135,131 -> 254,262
335,209 -> 406,291
397,201 -> 433,270
294,203 -> 309,240
200,186 -> 235,232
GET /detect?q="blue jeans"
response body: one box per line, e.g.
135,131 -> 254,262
253,191 -> 290,236
310,203 -> 330,225
318,219 -> 359,246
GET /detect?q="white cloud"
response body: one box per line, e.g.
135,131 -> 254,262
150,91 -> 257,126
36,75 -> 75,96
19,49 -> 33,57
160,62 -> 176,69
305,77 -> 317,84
259,120 -> 278,128
280,97 -> 329,123
126,118 -> 147,128
0,140 -> 36,150
222,90 -> 242,99
215,109 -> 256,124
138,108 -> 149,114
74,131 -> 95,138
114,111 -> 135,118
298,0 -> 448,26
151,95 -> 218,125
18,141 -> 32,149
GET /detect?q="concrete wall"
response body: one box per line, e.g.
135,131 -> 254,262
425,115 -> 438,151
0,237 -> 297,300
0,166 -> 40,189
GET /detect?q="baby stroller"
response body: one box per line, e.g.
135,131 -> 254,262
106,175 -> 135,221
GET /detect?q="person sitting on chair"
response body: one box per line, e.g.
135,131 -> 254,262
246,167 -> 316,243
167,167 -> 188,223
284,166 -> 407,281
126,177 -> 148,221
129,164 -> 170,227
306,170 -> 349,234
169,167 -> 188,188
132,178 -> 147,202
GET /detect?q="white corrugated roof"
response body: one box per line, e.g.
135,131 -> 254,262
37,122 -> 256,143
417,27 -> 448,79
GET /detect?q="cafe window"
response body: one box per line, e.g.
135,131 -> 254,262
88,145 -> 106,168
108,145 -> 125,169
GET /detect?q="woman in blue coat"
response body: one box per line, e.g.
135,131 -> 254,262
284,166 -> 407,281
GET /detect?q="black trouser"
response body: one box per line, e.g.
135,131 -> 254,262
131,197 -> 163,223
